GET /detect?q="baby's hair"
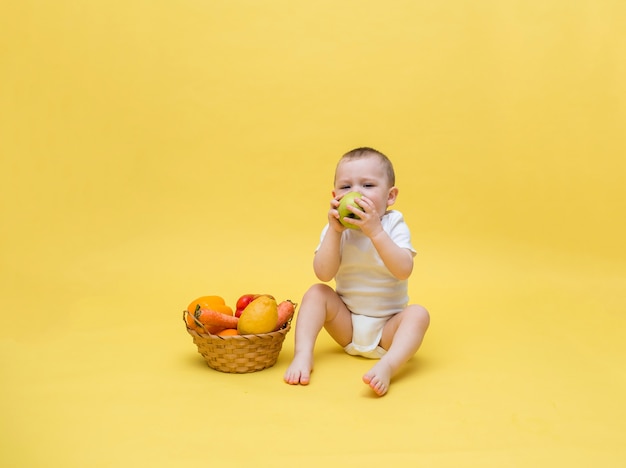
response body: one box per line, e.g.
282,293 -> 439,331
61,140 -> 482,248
338,147 -> 396,186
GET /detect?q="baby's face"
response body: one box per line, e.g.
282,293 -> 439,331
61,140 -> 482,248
333,156 -> 396,215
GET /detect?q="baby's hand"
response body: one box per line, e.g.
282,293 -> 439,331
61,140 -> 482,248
328,197 -> 347,232
349,196 -> 383,238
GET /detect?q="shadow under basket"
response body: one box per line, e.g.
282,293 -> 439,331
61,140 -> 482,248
185,319 -> 292,373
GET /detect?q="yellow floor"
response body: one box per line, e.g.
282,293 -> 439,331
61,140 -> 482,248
2,2 -> 625,467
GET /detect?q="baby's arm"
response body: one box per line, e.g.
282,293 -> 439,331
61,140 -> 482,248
313,197 -> 347,282
350,196 -> 413,280
370,231 -> 413,280
313,228 -> 342,281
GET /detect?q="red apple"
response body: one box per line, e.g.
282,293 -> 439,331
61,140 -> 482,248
235,294 -> 257,317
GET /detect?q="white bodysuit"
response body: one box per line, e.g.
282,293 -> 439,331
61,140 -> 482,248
316,210 -> 416,358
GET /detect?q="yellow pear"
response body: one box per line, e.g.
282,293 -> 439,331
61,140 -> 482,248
237,295 -> 278,335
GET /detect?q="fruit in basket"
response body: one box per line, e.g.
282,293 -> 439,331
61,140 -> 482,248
235,294 -> 258,317
237,295 -> 278,335
217,328 -> 239,336
337,191 -> 363,229
235,293 -> 276,317
185,295 -> 237,334
187,296 -> 233,316
274,300 -> 296,331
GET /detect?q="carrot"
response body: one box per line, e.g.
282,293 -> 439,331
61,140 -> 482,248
187,304 -> 239,335
274,300 -> 296,331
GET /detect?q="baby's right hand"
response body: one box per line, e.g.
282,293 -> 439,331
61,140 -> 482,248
328,197 -> 346,232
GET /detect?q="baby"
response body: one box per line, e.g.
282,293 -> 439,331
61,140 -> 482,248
284,147 -> 430,396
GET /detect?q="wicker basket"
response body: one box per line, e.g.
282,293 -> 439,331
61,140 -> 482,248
183,311 -> 292,373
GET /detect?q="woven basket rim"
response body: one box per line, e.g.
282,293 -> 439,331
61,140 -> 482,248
185,323 -> 291,340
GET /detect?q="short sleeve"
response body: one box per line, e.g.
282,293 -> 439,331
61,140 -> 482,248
384,211 -> 416,256
315,224 -> 330,253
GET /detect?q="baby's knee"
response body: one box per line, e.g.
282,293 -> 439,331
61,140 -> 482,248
407,304 -> 430,329
304,283 -> 335,300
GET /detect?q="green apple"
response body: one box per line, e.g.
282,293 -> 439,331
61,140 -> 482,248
337,192 -> 363,229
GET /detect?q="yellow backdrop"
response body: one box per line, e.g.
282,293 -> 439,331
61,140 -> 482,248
1,1 -> 625,467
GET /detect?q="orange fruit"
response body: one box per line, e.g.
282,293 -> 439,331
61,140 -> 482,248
187,295 -> 232,315
211,304 -> 234,316
185,295 -> 234,333
217,328 -> 239,337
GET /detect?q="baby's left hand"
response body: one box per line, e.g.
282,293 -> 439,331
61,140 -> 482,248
350,196 -> 383,238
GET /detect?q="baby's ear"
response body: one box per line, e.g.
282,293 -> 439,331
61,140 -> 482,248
387,187 -> 399,206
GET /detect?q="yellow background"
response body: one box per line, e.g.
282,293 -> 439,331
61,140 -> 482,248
1,1 -> 625,466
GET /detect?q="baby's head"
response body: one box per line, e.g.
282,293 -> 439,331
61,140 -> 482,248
335,147 -> 396,188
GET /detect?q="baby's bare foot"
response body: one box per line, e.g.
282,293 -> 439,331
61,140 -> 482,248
362,361 -> 392,396
284,353 -> 313,385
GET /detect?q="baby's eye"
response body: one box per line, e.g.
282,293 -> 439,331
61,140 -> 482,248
364,183 -> 375,188
340,185 -> 351,190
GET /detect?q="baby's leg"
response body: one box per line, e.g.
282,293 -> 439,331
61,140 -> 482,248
363,304 -> 430,396
284,284 -> 352,385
